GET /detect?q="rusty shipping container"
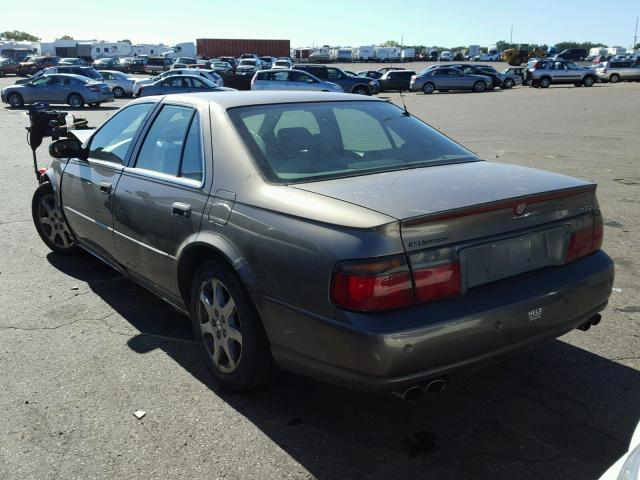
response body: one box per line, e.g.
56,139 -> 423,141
197,39 -> 291,58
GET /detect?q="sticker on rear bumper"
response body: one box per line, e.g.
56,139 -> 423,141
528,307 -> 543,322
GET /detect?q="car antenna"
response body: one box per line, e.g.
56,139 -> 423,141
398,89 -> 410,116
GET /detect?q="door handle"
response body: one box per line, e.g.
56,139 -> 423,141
99,181 -> 112,194
171,202 -> 191,218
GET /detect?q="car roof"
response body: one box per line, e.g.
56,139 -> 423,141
38,73 -> 93,81
131,91 -> 381,109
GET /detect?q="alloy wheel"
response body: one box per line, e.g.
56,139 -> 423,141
36,193 -> 74,250
197,278 -> 243,374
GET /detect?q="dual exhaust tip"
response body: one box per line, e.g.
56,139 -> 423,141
577,313 -> 602,331
395,378 -> 447,401
396,313 -> 602,401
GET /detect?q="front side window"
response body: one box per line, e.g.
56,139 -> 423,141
135,105 -> 201,180
89,103 -> 154,164
229,101 -> 478,183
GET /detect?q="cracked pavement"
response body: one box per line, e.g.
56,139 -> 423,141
0,66 -> 639,480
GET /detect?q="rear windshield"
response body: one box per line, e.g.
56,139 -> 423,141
228,101 -> 478,184
147,58 -> 165,65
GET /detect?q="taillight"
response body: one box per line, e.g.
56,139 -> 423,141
409,248 -> 462,302
330,255 -> 414,311
566,212 -> 603,263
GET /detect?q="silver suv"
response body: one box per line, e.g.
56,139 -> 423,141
527,59 -> 598,88
594,60 -> 640,83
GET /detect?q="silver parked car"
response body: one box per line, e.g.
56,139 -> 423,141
1,73 -> 113,108
251,69 -> 343,92
97,70 -> 135,97
594,60 -> 640,83
137,75 -> 231,97
410,66 -> 492,94
272,59 -> 293,69
34,91 -> 613,397
527,59 -> 598,88
236,59 -> 261,75
133,68 -> 223,96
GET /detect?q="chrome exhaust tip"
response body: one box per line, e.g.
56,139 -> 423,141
394,386 -> 424,401
424,378 -> 447,395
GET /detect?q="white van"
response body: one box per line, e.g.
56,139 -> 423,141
589,47 -> 608,60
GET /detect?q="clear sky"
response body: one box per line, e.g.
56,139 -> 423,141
4,0 -> 639,48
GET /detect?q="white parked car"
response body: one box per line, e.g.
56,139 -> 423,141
439,51 -> 453,61
272,59 -> 293,69
133,68 -> 223,96
599,419 -> 640,479
473,52 -> 500,62
251,69 -> 343,92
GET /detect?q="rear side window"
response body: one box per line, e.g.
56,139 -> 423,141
135,105 -> 203,182
89,103 -> 154,164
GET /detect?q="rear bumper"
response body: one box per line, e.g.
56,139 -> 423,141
258,250 -> 614,393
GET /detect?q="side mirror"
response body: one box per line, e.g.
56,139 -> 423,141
49,138 -> 84,159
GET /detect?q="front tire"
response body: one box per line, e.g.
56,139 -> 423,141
352,85 -> 370,95
68,93 -> 84,108
190,260 -> 276,391
583,76 -> 595,87
31,182 -> 78,254
609,74 -> 620,84
112,86 -> 125,98
503,78 -> 515,89
7,92 -> 24,108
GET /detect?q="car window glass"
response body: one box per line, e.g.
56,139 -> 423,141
566,63 -> 577,70
274,110 -> 319,136
229,102 -> 476,183
334,107 -> 392,152
327,68 -> 342,80
31,78 -> 49,87
191,78 -> 207,88
89,103 -> 153,164
135,105 -> 194,176
273,71 -> 289,81
180,115 -> 203,181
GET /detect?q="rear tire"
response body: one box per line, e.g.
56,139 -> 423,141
422,82 -> 435,94
190,260 -> 276,392
472,81 -> 486,92
31,182 -> 78,254
583,76 -> 595,87
7,92 -> 24,108
68,93 -> 84,108
609,74 -> 620,84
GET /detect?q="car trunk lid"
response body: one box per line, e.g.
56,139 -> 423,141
293,161 -> 600,293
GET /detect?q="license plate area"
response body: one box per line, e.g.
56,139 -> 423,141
460,225 -> 571,289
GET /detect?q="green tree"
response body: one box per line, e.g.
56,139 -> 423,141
60,35 -> 74,40
382,40 -> 400,47
118,39 -> 132,45
1,30 -> 40,41
633,42 -> 639,49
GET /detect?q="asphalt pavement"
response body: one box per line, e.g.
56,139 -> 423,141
0,68 -> 638,480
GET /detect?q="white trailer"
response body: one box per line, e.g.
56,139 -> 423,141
589,47 -> 608,59
607,46 -> 627,57
353,45 -> 375,62
330,47 -> 352,62
401,48 -> 416,61
375,46 -> 401,61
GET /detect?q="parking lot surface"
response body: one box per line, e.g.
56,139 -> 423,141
0,71 -> 639,480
